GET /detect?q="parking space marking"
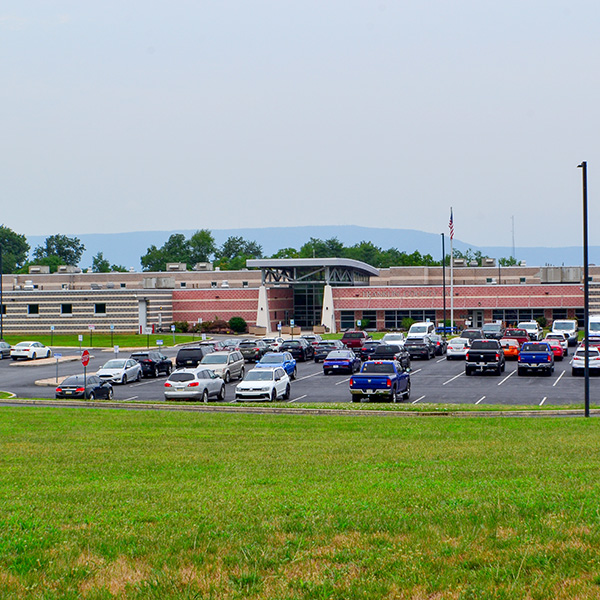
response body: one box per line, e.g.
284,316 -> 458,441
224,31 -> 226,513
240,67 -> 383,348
442,372 -> 463,385
412,395 -> 425,404
410,368 -> 422,375
288,394 -> 306,403
296,372 -> 322,382
540,396 -> 547,406
553,371 -> 566,387
436,358 -> 446,363
335,377 -> 351,386
497,371 -> 515,386
122,396 -> 138,401
132,380 -> 159,387
476,396 -> 485,404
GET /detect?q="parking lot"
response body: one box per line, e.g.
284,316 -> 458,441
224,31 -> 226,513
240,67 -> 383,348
1,344 -> 599,407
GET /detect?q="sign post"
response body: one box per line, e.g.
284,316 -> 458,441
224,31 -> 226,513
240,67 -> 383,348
81,350 -> 90,398
114,345 -> 119,357
88,325 -> 95,348
290,319 -> 295,340
50,325 -> 55,347
54,352 -> 62,383
78,334 -> 83,355
110,324 -> 114,347
171,324 -> 176,345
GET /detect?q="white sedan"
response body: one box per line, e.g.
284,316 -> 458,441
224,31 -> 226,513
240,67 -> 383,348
97,358 -> 143,384
235,367 -> 291,401
11,341 -> 52,361
446,337 -> 470,360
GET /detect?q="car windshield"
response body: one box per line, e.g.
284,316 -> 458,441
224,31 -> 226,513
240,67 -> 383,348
103,360 -> 126,369
131,354 -> 149,360
482,324 -> 501,331
283,341 -> 300,347
361,363 -> 395,374
410,326 -> 428,333
343,333 -> 363,338
62,376 -> 86,385
178,349 -> 202,357
553,321 -> 574,331
519,324 -> 536,331
244,371 -> 274,381
383,334 -> 403,340
260,355 -> 283,364
450,339 -> 468,347
15,342 -> 32,348
522,343 -> 548,352
239,342 -> 259,348
201,355 -> 227,364
576,349 -> 600,357
589,323 -> 600,333
326,351 -> 350,359
168,372 -> 195,382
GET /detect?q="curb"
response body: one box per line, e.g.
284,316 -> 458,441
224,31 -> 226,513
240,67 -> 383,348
10,355 -> 93,367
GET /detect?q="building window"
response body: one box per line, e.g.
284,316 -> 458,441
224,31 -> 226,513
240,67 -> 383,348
520,277 -> 526,283
575,308 -> 585,326
242,281 -> 249,288
95,303 -> 107,314
61,304 -> 73,315
211,281 -> 217,288
180,282 -> 187,288
552,309 -> 568,321
28,304 -> 39,315
120,283 -> 126,288
340,311 -> 355,330
1,304 -> 5,315
361,310 -> 377,329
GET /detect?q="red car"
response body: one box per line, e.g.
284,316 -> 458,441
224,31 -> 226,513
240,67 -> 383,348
503,328 -> 530,346
545,339 -> 565,361
341,330 -> 371,349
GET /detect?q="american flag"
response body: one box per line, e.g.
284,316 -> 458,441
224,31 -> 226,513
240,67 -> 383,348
449,209 -> 454,240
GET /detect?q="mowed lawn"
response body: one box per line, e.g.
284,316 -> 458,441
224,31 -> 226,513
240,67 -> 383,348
1,410 -> 600,599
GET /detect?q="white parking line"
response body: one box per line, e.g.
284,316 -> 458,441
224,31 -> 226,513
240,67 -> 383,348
442,372 -> 463,385
475,396 -> 485,404
497,371 -> 515,386
412,395 -> 425,404
436,358 -> 446,363
132,380 -> 159,387
295,372 -> 322,382
122,396 -> 138,401
553,371 -> 566,387
288,394 -> 306,403
410,368 -> 422,375
540,396 -> 547,406
335,377 -> 351,386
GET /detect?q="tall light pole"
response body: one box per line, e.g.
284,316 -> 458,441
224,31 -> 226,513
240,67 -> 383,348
578,161 -> 590,417
0,245 -> 3,340
441,233 -> 447,340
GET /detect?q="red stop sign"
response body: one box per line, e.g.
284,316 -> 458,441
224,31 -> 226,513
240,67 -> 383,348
81,350 -> 90,367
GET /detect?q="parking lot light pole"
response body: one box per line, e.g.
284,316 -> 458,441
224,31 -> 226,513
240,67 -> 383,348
578,161 -> 590,417
0,245 -> 3,340
441,233 -> 447,340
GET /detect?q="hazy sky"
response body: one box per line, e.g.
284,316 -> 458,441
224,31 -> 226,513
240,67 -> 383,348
2,1 -> 599,248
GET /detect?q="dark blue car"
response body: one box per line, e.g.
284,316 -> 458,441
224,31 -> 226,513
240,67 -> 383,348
255,352 -> 297,380
323,350 -> 361,375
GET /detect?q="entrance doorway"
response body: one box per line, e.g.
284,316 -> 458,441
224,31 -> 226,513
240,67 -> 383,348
469,310 -> 484,328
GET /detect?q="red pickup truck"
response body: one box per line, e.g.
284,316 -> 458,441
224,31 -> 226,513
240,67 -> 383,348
502,328 -> 530,347
341,330 -> 371,349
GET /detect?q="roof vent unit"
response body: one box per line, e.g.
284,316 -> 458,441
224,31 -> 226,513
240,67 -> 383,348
193,262 -> 213,271
28,265 -> 50,274
453,259 -> 467,267
23,280 -> 34,291
468,261 -> 478,267
482,258 -> 496,267
221,280 -> 230,288
57,265 -> 80,273
166,262 -> 187,272
106,282 -> 115,289
519,261 -> 527,266
90,283 -> 102,289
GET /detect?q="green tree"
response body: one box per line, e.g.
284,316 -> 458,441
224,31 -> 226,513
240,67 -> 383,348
18,255 -> 63,274
499,256 -> 518,266
189,229 -> 216,264
33,234 -> 85,266
92,252 -> 111,273
141,234 -> 191,272
214,236 -> 263,270
271,247 -> 299,259
0,225 -> 30,273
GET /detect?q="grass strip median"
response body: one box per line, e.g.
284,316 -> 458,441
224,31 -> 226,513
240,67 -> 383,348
1,408 -> 600,598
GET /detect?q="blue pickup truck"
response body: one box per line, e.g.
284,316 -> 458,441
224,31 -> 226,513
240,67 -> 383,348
349,360 -> 410,403
517,342 -> 554,376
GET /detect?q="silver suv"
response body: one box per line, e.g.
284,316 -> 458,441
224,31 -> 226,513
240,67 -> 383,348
200,350 -> 245,383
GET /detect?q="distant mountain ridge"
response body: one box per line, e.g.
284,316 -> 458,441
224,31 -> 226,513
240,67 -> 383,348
24,226 -> 596,271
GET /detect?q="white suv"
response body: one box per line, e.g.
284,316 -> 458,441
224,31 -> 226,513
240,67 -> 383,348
518,321 -> 543,341
200,351 -> 245,383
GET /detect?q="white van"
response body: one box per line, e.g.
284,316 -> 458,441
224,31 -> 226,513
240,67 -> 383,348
589,315 -> 600,336
407,321 -> 436,339
551,319 -> 578,347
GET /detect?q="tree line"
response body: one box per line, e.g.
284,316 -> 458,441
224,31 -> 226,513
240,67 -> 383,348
0,224 -> 517,274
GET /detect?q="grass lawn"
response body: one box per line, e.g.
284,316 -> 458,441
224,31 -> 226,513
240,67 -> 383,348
1,409 -> 600,599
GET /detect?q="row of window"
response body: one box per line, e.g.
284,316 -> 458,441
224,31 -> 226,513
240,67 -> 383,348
22,303 -> 108,315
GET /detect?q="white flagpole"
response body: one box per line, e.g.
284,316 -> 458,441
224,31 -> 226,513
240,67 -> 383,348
450,208 -> 454,333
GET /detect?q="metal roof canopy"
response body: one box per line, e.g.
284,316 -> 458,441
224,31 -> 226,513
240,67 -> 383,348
246,258 -> 379,286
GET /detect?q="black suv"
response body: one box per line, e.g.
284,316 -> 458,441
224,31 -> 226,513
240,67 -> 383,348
175,346 -> 213,369
403,337 -> 435,360
130,351 -> 173,377
371,343 -> 411,370
239,340 -> 269,362
280,339 -> 314,361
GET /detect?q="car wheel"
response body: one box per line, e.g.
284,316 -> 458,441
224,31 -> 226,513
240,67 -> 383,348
283,384 -> 290,400
495,365 -> 502,376
46,350 -> 51,358
89,392 -> 95,400
11,357 -> 18,361
217,385 -> 226,401
108,388 -> 114,400
351,394 -> 362,402
324,369 -> 329,375
122,374 -> 128,385
270,389 -> 277,402
465,368 -> 472,376
224,371 -> 231,384
402,381 -> 411,400
202,389 -> 209,403
291,367 -> 297,380
391,387 -> 399,403
517,367 -> 525,376
32,353 -> 37,360
136,370 -> 142,382
153,366 -> 159,378
239,367 -> 245,381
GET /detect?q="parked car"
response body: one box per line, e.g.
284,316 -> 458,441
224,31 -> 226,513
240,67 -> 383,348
97,358 -> 143,384
216,338 -> 241,351
314,340 -> 344,362
130,351 -> 173,378
572,347 -> 600,375
235,367 -> 291,401
545,338 -> 565,361
403,336 -> 435,360
482,323 -> 505,340
407,322 -> 436,339
56,375 -> 113,400
11,341 -> 52,361
371,344 -> 411,371
358,340 -> 382,361
543,332 -> 569,355
446,337 -> 470,360
175,345 -> 213,369
323,350 -> 361,375
164,368 -> 226,402
552,319 -> 579,346
255,351 -> 297,379
517,342 -> 554,376
301,334 -> 322,347
460,329 -> 485,344
381,333 -> 405,346
239,340 -> 269,362
262,337 -> 285,352
499,338 -> 520,360
0,341 -> 11,359
200,350 -> 245,382
341,330 -> 371,349
503,329 -> 530,347
465,339 -> 506,376
349,360 -> 411,402
429,334 -> 447,356
517,321 -> 544,341
280,339 -> 314,361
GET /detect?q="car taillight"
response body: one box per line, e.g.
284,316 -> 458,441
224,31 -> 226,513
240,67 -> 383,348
164,382 -> 172,387
350,377 -> 354,386
187,382 -> 199,387
495,353 -> 499,360
255,348 -> 260,352
55,387 -> 62,393
386,378 -> 391,388
466,353 -> 471,360
75,387 -> 85,393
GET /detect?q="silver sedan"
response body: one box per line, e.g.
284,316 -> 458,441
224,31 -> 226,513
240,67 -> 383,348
164,368 -> 226,402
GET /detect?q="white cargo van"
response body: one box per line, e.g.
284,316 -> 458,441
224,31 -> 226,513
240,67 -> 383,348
551,319 -> 578,346
407,321 -> 436,339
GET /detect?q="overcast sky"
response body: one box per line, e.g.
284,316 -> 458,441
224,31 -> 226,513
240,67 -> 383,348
2,1 -> 599,248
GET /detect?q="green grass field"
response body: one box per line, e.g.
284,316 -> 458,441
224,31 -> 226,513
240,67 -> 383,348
1,408 -> 600,599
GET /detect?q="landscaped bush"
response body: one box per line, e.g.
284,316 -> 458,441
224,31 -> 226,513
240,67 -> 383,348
228,316 -> 247,334
537,316 -> 547,328
199,318 -> 230,334
172,321 -> 189,333
401,317 -> 415,331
